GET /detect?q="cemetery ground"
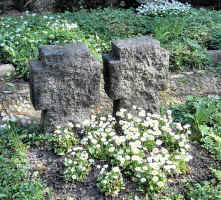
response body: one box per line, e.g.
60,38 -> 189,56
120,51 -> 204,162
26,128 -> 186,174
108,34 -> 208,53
0,6 -> 221,200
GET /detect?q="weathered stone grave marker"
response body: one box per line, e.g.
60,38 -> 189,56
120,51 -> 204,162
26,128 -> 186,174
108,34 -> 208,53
103,36 -> 169,116
30,43 -> 101,132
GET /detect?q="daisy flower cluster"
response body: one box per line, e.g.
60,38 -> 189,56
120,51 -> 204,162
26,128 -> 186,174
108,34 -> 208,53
137,0 -> 191,17
53,123 -> 79,155
97,166 -> 125,197
64,150 -> 92,181
58,106 -> 192,195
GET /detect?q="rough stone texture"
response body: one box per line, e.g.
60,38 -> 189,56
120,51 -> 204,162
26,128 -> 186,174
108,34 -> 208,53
0,64 -> 15,78
30,43 -> 101,132
103,36 -> 169,115
208,50 -> 221,66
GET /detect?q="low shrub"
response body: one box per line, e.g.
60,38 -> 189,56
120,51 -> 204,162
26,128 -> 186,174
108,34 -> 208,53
153,16 -> 187,43
185,8 -> 221,50
171,96 -> 221,160
186,181 -> 221,200
137,0 -> 191,17
1,106 -> 193,196
207,24 -> 221,50
165,39 -> 210,71
74,8 -> 154,52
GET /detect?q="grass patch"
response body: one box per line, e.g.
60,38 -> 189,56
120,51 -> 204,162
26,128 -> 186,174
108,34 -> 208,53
0,123 -> 47,200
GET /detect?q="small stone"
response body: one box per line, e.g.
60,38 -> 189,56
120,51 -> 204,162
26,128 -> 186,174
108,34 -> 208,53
0,64 -> 15,77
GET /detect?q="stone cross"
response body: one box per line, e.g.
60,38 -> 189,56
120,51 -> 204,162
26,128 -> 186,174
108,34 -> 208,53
30,43 -> 101,132
103,36 -> 169,116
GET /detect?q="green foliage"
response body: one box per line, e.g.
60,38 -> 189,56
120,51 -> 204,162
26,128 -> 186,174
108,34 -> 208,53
210,168 -> 221,182
0,108 -> 220,198
52,125 -> 79,155
153,8 -> 221,71
97,167 -> 125,197
153,16 -> 186,43
171,96 -> 221,160
165,38 -> 210,71
1,8 -> 221,77
150,188 -> 185,200
204,131 -> 221,160
213,113 -> 221,125
153,13 -> 211,71
74,8 -> 153,53
0,123 -> 47,200
186,181 -> 221,200
74,7 -> 218,71
187,8 -> 221,50
64,151 -> 92,181
207,24 -> 221,50
10,124 -> 80,156
0,12 -> 97,78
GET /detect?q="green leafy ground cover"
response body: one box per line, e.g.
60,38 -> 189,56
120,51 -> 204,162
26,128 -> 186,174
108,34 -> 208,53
0,123 -> 47,199
0,8 -> 221,78
171,96 -> 221,161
